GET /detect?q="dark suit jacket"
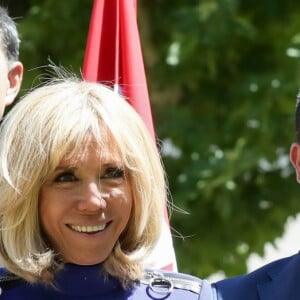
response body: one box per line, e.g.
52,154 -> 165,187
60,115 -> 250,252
212,252 -> 300,300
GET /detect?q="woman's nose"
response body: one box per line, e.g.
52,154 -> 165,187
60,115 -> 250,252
77,182 -> 107,212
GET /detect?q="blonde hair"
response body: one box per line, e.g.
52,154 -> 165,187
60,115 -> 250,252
0,74 -> 167,286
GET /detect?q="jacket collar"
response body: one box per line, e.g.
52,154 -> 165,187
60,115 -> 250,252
53,263 -> 123,296
257,252 -> 300,300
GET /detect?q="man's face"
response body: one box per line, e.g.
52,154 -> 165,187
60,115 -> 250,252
0,45 -> 23,117
0,47 -> 11,117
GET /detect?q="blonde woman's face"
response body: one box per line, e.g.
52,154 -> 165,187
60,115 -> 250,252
39,136 -> 132,265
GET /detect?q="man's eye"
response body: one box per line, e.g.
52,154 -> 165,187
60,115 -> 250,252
54,171 -> 77,183
103,167 -> 125,179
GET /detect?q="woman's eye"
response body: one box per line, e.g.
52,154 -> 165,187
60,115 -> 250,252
103,167 -> 125,179
54,171 -> 77,183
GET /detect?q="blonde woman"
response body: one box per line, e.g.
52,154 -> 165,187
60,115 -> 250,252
0,72 -> 213,299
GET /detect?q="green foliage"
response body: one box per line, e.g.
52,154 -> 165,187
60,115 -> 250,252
17,0 -> 92,97
142,0 -> 300,277
8,0 -> 300,279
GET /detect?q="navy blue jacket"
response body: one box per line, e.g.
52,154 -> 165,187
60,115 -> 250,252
212,252 -> 300,300
0,263 -> 213,299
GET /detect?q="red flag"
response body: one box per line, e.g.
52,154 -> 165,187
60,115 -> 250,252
83,0 -> 177,271
83,0 -> 154,138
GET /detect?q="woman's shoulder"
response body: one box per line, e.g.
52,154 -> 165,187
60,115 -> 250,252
132,270 -> 213,299
0,267 -> 214,299
0,268 -> 22,286
0,268 -> 24,297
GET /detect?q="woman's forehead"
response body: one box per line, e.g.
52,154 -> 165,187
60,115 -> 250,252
59,135 -> 123,165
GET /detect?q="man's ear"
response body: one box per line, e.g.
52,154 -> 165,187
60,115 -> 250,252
5,61 -> 23,106
290,143 -> 300,183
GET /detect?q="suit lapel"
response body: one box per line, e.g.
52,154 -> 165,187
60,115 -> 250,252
257,252 -> 300,300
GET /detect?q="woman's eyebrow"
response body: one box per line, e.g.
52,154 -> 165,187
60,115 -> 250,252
53,166 -> 76,172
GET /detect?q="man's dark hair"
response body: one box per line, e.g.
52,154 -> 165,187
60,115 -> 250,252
0,6 -> 20,62
296,91 -> 300,143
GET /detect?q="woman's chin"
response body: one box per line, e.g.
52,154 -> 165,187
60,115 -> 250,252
63,257 -> 105,266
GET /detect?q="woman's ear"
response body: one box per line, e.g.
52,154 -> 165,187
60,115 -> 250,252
5,61 -> 23,106
290,143 -> 300,183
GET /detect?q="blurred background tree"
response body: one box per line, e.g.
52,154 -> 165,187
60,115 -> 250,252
3,0 -> 300,278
